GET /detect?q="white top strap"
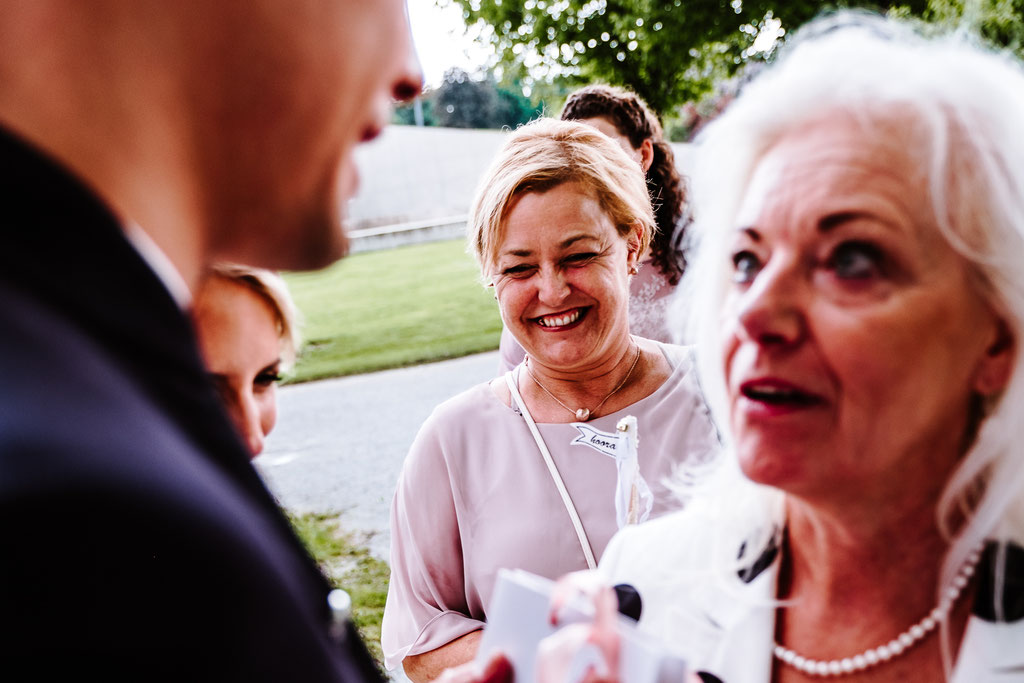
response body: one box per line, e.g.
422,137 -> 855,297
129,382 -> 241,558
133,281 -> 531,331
505,369 -> 597,570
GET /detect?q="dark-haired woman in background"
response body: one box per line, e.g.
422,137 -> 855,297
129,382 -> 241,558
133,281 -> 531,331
497,85 -> 688,371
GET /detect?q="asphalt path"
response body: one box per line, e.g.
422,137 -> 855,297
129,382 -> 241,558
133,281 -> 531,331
255,350 -> 500,560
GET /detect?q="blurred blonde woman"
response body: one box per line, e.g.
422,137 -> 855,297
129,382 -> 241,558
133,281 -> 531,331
193,264 -> 300,457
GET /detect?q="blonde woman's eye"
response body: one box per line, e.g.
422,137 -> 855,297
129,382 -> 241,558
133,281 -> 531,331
564,252 -> 597,265
255,371 -> 282,388
502,264 -> 535,278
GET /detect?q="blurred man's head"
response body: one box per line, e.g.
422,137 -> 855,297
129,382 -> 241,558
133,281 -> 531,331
194,0 -> 423,271
0,0 -> 422,278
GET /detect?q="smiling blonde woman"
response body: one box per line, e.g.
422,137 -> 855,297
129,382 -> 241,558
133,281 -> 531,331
496,85 -> 690,372
380,119 -> 719,681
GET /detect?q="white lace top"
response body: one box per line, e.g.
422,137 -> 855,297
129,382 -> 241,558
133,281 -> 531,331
627,258 -> 675,343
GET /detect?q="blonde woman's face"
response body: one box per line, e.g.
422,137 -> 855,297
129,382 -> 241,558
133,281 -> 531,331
194,278 -> 282,458
491,182 -> 640,374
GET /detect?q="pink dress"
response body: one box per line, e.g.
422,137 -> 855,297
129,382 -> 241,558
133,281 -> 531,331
497,259 -> 676,373
380,342 -> 719,669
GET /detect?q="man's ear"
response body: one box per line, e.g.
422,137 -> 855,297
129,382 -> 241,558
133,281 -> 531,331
973,317 -> 1015,396
638,139 -> 654,173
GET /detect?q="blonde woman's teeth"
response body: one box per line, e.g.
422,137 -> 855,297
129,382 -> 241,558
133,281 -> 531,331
536,309 -> 582,327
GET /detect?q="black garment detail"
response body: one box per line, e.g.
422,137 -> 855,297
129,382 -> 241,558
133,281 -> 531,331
737,532 -> 780,584
973,541 -> 1024,623
614,583 -> 643,622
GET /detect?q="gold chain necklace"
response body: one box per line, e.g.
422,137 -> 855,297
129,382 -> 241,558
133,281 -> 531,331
524,343 -> 641,421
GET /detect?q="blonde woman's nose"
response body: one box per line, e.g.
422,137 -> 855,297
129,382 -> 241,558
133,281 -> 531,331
229,390 -> 266,458
536,267 -> 571,305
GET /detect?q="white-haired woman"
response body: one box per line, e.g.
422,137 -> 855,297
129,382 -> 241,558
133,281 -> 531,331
381,119 -> 719,681
193,264 -> 300,458
517,11 -> 1024,683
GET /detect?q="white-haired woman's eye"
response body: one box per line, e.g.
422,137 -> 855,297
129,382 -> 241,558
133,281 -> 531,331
826,240 -> 884,281
730,250 -> 762,284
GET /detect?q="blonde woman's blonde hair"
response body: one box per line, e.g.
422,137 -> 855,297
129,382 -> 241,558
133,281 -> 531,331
468,118 -> 656,278
205,263 -> 302,369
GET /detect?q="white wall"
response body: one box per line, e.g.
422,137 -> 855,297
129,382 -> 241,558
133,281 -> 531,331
347,125 -> 694,229
347,126 -> 507,228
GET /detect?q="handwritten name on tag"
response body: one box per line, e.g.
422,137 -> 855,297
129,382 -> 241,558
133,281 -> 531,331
570,424 -> 623,459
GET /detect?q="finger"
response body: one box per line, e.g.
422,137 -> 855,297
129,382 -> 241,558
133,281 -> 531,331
591,584 -> 619,633
536,623 -> 621,683
581,664 -> 619,683
433,661 -> 483,683
536,623 -> 590,683
478,654 -> 513,683
548,570 -> 610,626
586,585 -> 621,676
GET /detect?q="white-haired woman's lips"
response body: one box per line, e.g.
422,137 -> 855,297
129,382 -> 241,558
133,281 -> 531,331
739,378 -> 824,409
532,307 -> 588,328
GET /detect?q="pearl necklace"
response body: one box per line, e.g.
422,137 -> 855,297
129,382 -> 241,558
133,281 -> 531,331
773,543 -> 984,677
524,343 -> 641,421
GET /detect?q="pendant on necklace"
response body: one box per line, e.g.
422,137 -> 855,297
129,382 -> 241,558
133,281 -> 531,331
575,408 -> 591,421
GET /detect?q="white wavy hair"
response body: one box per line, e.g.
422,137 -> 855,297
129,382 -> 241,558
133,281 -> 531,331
672,9 -> 1024,634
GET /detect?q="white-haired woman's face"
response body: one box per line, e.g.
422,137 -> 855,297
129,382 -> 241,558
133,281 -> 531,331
719,115 -> 1013,509
194,277 -> 282,458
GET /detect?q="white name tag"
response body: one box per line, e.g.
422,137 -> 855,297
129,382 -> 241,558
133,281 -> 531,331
570,424 -> 623,459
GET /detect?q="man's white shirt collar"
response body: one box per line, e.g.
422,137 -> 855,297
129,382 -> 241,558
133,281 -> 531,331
124,222 -> 192,310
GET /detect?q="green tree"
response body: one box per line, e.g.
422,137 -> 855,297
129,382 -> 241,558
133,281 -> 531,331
397,68 -> 544,129
925,0 -> 1024,53
444,0 -> 929,114
435,68 -> 499,128
393,99 -> 438,126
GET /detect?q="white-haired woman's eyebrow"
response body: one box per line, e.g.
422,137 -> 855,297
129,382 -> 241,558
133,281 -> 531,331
818,211 -> 876,233
734,226 -> 763,242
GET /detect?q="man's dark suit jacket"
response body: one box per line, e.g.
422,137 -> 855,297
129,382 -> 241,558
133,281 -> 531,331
0,127 -> 383,681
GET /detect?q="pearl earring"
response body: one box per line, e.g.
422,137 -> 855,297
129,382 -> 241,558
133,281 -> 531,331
628,264 -> 639,276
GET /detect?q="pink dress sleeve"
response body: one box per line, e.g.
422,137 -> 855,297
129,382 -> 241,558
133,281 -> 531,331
380,414 -> 484,670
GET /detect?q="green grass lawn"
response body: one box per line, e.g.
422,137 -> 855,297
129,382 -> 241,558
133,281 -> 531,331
284,239 -> 503,383
289,512 -> 391,670
283,240 -> 498,668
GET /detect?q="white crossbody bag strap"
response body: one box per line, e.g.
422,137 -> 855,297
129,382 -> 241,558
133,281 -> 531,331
505,370 -> 597,570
